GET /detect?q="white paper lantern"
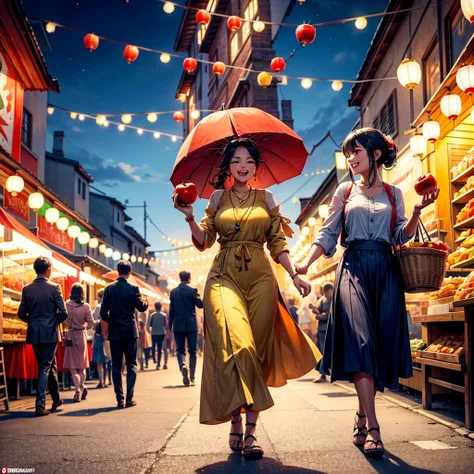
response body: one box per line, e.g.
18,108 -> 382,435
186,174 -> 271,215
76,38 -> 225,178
461,0 -> 474,24
112,251 -> 121,261
104,248 -> 113,258
253,21 -> 265,32
95,115 -> 106,126
160,53 -> 171,64
301,78 -> 312,89
78,231 -> 90,245
410,134 -> 427,157
45,207 -> 60,224
28,192 -> 44,211
47,107 -> 55,115
308,217 -> 317,227
137,128 -> 144,135
422,120 -> 440,142
118,124 -> 125,132
6,175 -> 24,196
191,110 -> 201,120
154,132 -> 161,139
319,204 -> 329,219
67,225 -> 81,238
302,226 -> 310,236
143,258 -> 149,264
131,255 -> 137,263
147,113 -> 158,123
332,80 -> 343,92
456,65 -> 474,94
70,112 -> 77,120
78,114 -> 85,121
122,253 -> 130,260
121,114 -> 132,124
171,136 -> 177,142
99,244 -> 106,254
397,58 -> 421,89
103,121 -> 109,127
355,17 -> 367,30
163,1 -> 175,13
440,93 -> 462,120
89,238 -> 99,249
138,256 -> 143,263
46,22 -> 56,33
56,217 -> 69,231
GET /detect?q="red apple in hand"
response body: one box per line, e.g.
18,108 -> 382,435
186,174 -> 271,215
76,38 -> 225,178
175,182 -> 198,205
414,173 -> 437,196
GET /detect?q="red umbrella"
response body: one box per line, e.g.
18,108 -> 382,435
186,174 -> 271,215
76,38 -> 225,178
170,107 -> 309,199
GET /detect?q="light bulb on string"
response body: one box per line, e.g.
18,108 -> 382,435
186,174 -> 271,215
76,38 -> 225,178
154,132 -> 161,139
78,114 -> 85,121
118,124 -> 125,132
355,17 -> 367,30
147,113 -> 158,123
122,114 -> 132,124
301,78 -> 312,89
253,21 -> 265,32
160,53 -> 171,64
137,128 -> 144,135
70,112 -> 77,120
163,2 -> 175,13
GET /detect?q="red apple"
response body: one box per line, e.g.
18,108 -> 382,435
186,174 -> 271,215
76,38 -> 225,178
414,173 -> 437,196
175,182 -> 198,205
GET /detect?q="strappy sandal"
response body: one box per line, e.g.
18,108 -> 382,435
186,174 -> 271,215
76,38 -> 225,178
353,412 -> 368,447
242,422 -> 264,460
364,427 -> 385,457
229,415 -> 243,451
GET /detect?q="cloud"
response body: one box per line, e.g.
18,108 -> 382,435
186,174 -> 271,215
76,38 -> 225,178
334,52 -> 347,64
71,126 -> 82,133
118,162 -> 142,182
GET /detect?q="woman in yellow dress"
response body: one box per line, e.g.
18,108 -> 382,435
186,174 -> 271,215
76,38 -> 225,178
173,138 -> 320,460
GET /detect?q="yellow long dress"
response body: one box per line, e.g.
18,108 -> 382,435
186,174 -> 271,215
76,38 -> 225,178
193,189 -> 321,425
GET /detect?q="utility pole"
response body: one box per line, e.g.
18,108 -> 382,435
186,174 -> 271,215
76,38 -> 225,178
144,201 -> 147,241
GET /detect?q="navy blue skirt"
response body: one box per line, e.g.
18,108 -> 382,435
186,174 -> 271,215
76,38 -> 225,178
321,240 -> 413,392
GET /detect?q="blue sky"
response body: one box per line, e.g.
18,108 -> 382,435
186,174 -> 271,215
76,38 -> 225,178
24,0 -> 388,250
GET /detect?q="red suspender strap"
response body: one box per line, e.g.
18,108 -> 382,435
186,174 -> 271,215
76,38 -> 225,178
341,183 -> 353,247
383,182 -> 397,238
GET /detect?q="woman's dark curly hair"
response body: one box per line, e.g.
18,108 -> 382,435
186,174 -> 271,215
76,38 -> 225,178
210,138 -> 264,189
342,127 -> 398,188
69,283 -> 85,304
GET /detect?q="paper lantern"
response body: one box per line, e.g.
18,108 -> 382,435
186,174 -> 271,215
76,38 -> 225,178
410,134 -> 427,157
121,114 -> 132,124
122,253 -> 130,261
112,251 -> 121,261
461,0 -> 474,23
103,121 -> 109,127
28,192 -> 44,211
422,120 -> 440,142
440,93 -> 462,120
191,110 -> 200,120
472,107 -> 474,124
83,33 -> 99,51
196,9 -> 211,25
96,114 -> 106,126
56,217 -> 69,232
397,58 -> 421,89
118,124 -> 125,132
295,24 -> 316,46
301,78 -> 312,89
46,22 -> 56,33
89,238 -> 99,249
131,255 -> 137,263
163,2 -> 175,13
174,111 -> 184,122
124,45 -> 139,64
47,107 -> 54,115
271,57 -> 286,73
456,65 -> 474,94
257,71 -> 272,88
319,205 -> 329,219
308,217 -> 317,227
253,21 -> 265,32
172,136 -> 177,142
213,62 -> 226,75
67,225 -> 81,238
183,57 -> 198,73
177,93 -> 187,103
227,16 -> 242,31
147,113 -> 158,123
138,256 -> 143,263
5,175 -> 24,196
355,17 -> 367,30
154,132 -> 161,139
104,248 -> 113,258
45,207 -> 60,224
78,231 -> 91,245
70,112 -> 77,119
137,128 -> 144,135
332,80 -> 343,91
302,226 -> 310,236
143,258 -> 149,264
99,244 -> 106,254
78,114 -> 85,121
160,53 -> 171,64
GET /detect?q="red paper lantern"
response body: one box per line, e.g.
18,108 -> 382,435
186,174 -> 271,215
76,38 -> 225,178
124,45 -> 139,64
271,57 -> 286,73
295,24 -> 316,46
213,61 -> 226,75
227,16 -> 242,31
174,111 -> 185,123
83,33 -> 99,51
183,58 -> 198,73
196,9 -> 211,26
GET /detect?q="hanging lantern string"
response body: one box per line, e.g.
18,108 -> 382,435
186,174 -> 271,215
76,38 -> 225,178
35,17 -> 398,85
156,0 -> 444,28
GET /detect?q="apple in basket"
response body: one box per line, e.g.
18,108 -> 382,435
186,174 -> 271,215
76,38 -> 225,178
175,182 -> 198,205
414,173 -> 437,196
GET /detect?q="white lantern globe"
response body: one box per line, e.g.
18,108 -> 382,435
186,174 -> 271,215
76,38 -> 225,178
355,17 -> 367,30
122,253 -> 130,261
121,114 -> 132,124
422,121 -> 440,143
6,175 -> 24,196
104,248 -> 113,258
253,21 -> 265,32
143,258 -> 149,264
78,231 -> 91,245
319,204 -> 329,219
160,53 -> 171,64
96,114 -> 106,126
147,113 -> 158,123
131,255 -> 137,263
56,217 -> 69,231
99,244 -> 106,254
456,65 -> 474,94
163,1 -> 175,13
308,217 -> 317,227
67,225 -> 81,239
138,256 -> 143,263
302,226 -> 310,236
45,207 -> 60,224
461,0 -> 474,24
332,80 -> 343,92
46,22 -> 56,33
112,251 -> 121,261
397,58 -> 421,89
28,192 -> 44,211
89,238 -> 99,249
440,94 -> 462,120
301,78 -> 312,89
191,110 -> 200,120
410,134 -> 427,157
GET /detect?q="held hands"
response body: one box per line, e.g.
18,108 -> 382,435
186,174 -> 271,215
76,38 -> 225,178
414,187 -> 440,212
172,193 -> 194,218
293,275 -> 311,298
295,260 -> 310,275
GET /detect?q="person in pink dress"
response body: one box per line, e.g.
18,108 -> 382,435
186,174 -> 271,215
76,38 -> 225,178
63,283 -> 94,402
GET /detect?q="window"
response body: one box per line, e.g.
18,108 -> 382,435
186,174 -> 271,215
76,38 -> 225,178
117,211 -> 120,224
82,181 -> 86,200
230,33 -> 240,63
243,0 -> 258,41
447,6 -> 474,69
77,178 -> 81,196
197,0 -> 218,46
372,90 -> 398,138
21,108 -> 32,148
423,39 -> 440,105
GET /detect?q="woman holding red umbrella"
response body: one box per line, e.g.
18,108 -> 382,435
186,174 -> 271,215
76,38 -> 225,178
173,137 -> 320,460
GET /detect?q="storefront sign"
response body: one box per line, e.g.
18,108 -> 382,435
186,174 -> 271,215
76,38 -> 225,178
4,190 -> 29,221
38,215 -> 75,253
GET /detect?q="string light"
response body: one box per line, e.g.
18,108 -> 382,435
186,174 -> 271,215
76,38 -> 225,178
163,1 -> 175,13
70,112 -> 77,119
160,53 -> 171,63
118,124 -> 126,131
122,114 -> 132,124
78,114 -> 85,121
355,17 -> 367,29
147,113 -> 158,123
301,78 -> 312,89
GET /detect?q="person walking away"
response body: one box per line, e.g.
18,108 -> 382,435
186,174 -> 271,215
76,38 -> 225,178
138,320 -> 148,371
288,298 -> 299,325
313,283 -> 333,383
17,257 -> 68,417
63,283 -> 94,402
147,302 -> 168,370
169,271 -> 203,387
100,260 -> 148,408
91,290 -> 109,388
138,310 -> 152,368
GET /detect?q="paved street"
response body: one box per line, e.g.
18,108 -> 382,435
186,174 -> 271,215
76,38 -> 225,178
1,357 -> 473,474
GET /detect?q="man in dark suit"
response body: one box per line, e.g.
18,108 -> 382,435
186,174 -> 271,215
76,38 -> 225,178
101,260 -> 148,408
18,257 -> 68,417
169,271 -> 203,387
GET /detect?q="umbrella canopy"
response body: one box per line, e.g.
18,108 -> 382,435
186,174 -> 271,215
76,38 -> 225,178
170,107 -> 309,199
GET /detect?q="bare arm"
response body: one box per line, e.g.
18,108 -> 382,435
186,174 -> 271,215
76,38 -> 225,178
403,188 -> 440,239
277,251 -> 311,297
172,194 -> 207,247
295,244 -> 326,275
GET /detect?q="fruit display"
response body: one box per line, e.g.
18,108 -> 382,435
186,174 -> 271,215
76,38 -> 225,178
457,228 -> 474,242
2,295 -> 20,313
414,173 -> 437,196
2,316 -> 27,341
431,277 -> 465,299
451,146 -> 474,180
423,334 -> 464,356
454,272 -> 474,301
447,247 -> 474,266
3,274 -> 22,292
455,197 -> 474,224
454,176 -> 474,200
410,338 -> 427,360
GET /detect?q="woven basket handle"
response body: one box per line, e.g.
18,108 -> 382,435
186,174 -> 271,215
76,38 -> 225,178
415,219 -> 431,243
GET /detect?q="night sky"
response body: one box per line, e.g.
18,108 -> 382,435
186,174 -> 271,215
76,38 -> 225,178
23,0 -> 388,251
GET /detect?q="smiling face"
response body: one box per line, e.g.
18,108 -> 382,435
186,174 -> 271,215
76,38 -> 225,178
346,140 -> 381,178
228,146 -> 257,184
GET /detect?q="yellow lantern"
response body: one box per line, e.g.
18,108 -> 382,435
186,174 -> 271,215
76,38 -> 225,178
257,71 -> 272,88
471,107 -> 474,124
177,93 -> 187,103
122,114 -> 132,124
138,256 -> 143,263
397,58 -> 421,89
46,22 -> 56,33
96,114 -> 106,126
143,258 -> 149,264
422,120 -> 440,143
103,121 -> 109,127
6,175 -> 24,196
332,80 -> 343,91
440,94 -> 462,120
45,207 -> 60,224
104,248 -> 113,258
137,128 -> 144,135
122,253 -> 130,260
409,134 -> 427,157
253,21 -> 265,32
163,1 -> 175,13
67,225 -> 81,238
118,124 -> 126,132
301,78 -> 312,89
78,231 -> 90,245
308,217 -> 317,227
89,238 -> 99,249
160,53 -> 171,64
355,17 -> 367,30
456,65 -> 474,94
112,251 -> 121,261
302,226 -> 310,236
56,217 -> 69,231
147,113 -> 158,123
131,255 -> 137,263
47,107 -> 54,115
191,110 -> 200,120
461,0 -> 474,24
319,204 -> 329,219
70,112 -> 77,120
28,192 -> 44,211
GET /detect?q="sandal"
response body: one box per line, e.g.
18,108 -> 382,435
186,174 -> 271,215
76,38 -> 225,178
364,427 -> 385,457
353,412 -> 368,447
229,415 -> 243,451
242,422 -> 264,460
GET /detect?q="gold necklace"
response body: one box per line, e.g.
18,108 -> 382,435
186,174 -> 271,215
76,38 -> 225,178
231,186 -> 252,204
230,191 -> 256,232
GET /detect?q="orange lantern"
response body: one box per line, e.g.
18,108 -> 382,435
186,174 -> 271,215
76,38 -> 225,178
174,111 -> 185,123
183,58 -> 198,73
295,24 -> 316,46
271,57 -> 286,73
196,9 -> 211,26
227,16 -> 242,31
213,61 -> 226,75
83,33 -> 99,51
124,45 -> 139,64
